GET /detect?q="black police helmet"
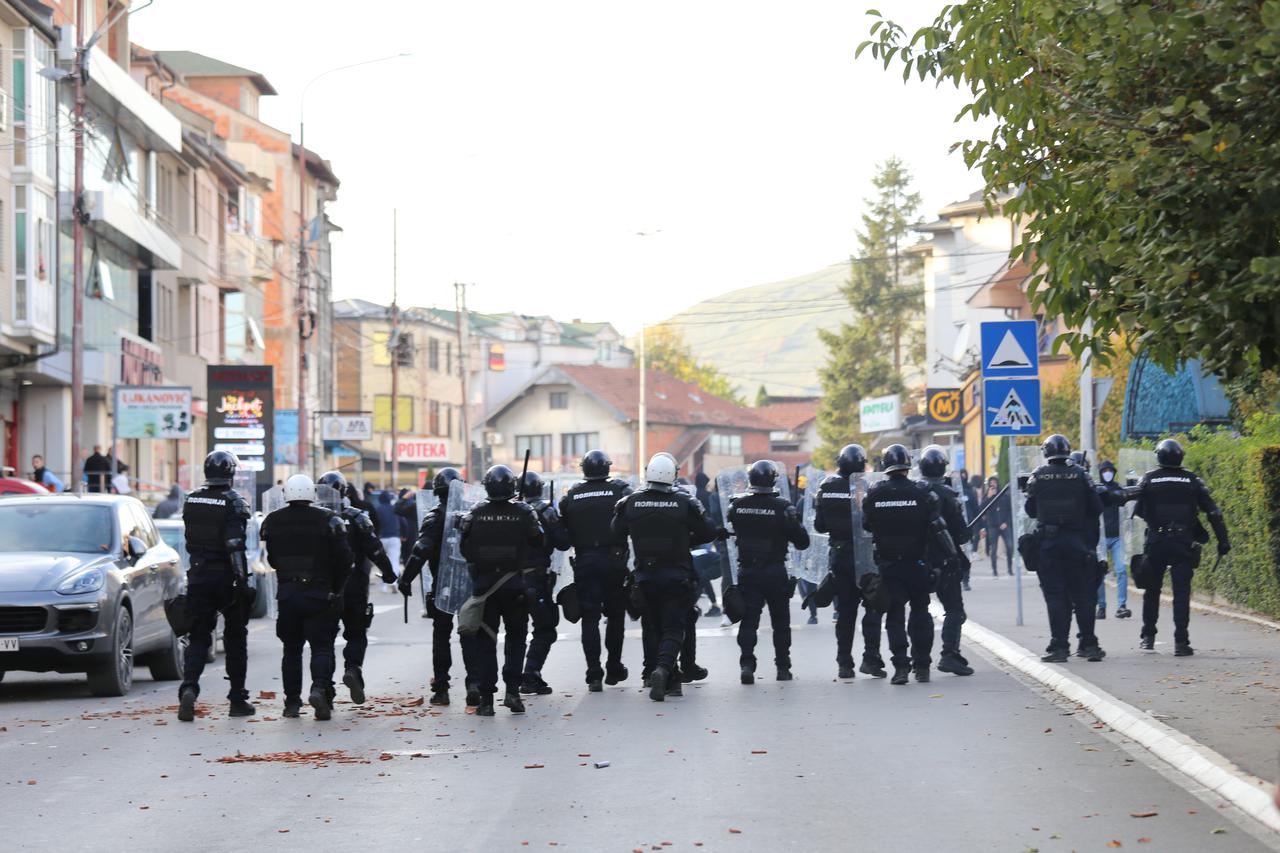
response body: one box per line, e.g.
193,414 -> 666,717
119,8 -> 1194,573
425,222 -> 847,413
747,460 -> 780,494
882,444 -> 912,474
1042,434 -> 1071,462
432,467 -> 462,496
580,449 -> 612,480
203,450 -> 238,485
918,445 -> 949,478
836,444 -> 867,476
1068,450 -> 1090,472
1156,438 -> 1185,468
519,470 -> 545,501
317,470 -> 348,492
482,465 -> 517,500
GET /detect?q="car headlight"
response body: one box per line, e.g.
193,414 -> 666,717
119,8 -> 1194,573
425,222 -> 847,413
57,567 -> 105,595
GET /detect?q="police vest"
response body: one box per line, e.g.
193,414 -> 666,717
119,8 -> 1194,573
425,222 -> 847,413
1031,463 -> 1088,527
267,505 -> 337,583
1140,469 -> 1201,534
729,494 -> 791,568
340,505 -> 379,563
562,479 -> 630,551
182,486 -> 241,560
466,500 -> 533,572
865,479 -> 931,560
817,475 -> 856,542
623,490 -> 692,567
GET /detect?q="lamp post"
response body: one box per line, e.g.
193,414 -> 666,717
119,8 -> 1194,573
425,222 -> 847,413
295,53 -> 410,473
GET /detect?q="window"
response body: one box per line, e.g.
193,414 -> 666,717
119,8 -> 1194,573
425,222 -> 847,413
395,332 -> 414,368
597,341 -> 613,362
373,330 -> 391,366
429,400 -> 441,435
708,433 -> 742,456
561,432 -> 598,462
373,395 -> 414,433
516,434 -> 553,468
224,291 -> 247,361
549,392 -> 568,410
428,337 -> 440,371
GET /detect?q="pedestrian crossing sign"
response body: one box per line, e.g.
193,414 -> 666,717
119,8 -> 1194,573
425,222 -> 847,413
980,320 -> 1039,377
982,378 -> 1041,436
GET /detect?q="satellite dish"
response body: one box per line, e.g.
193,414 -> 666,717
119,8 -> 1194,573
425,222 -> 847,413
951,322 -> 971,364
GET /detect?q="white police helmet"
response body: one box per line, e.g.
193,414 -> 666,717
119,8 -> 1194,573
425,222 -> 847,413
283,473 -> 317,504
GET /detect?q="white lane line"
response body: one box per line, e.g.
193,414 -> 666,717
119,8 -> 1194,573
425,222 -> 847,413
949,606 -> 1280,834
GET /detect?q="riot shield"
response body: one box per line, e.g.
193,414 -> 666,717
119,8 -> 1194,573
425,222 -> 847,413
262,485 -> 286,517
416,488 -> 439,528
848,472 -> 885,582
314,484 -> 344,513
539,478 -> 577,587
798,469 -> 828,584
1008,444 -> 1042,575
434,479 -> 487,615
715,466 -> 750,584
1118,448 -> 1157,568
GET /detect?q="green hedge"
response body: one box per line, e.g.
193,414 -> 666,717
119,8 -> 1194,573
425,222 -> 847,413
1170,414 -> 1280,618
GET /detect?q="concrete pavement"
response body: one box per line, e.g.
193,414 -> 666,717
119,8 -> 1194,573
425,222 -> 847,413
2,587 -> 1278,852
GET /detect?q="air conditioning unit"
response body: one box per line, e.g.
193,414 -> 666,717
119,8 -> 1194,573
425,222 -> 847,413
0,90 -> 8,133
485,432 -> 503,446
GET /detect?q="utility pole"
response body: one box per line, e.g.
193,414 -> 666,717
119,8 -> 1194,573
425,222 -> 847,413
70,0 -> 86,492
454,283 -> 469,477
296,132 -> 310,474
389,209 -> 399,490
638,324 -> 646,475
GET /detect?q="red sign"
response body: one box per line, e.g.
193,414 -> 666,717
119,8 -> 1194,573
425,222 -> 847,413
385,437 -> 453,463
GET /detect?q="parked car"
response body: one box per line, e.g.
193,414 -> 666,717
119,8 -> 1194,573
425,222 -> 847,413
0,494 -> 184,696
0,477 -> 50,496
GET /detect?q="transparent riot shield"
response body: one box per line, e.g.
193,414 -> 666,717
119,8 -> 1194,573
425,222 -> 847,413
848,472 -> 885,582
314,484 -> 344,513
416,489 -> 439,528
434,479 -> 487,615
538,478 -> 576,587
715,466 -> 750,584
799,470 -> 829,584
1118,448 -> 1157,567
1008,444 -> 1042,575
262,485 -> 286,517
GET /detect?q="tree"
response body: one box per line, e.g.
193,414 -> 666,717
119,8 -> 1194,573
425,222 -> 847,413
755,384 -> 770,407
644,323 -> 745,405
859,2 -> 1280,382
815,158 -> 924,467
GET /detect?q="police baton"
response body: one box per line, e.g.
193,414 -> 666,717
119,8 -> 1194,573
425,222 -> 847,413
967,484 -> 1011,531
519,448 -> 531,494
403,583 -> 409,624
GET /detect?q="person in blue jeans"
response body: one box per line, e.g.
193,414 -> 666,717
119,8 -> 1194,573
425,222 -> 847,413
1096,460 -> 1131,618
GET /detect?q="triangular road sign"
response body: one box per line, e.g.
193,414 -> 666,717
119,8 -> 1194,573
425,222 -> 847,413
988,386 -> 1036,430
989,330 -> 1033,370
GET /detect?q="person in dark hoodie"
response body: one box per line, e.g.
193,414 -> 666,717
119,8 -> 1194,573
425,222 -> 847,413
395,488 -> 418,567
694,472 -> 722,617
373,491 -> 401,590
154,484 -> 183,519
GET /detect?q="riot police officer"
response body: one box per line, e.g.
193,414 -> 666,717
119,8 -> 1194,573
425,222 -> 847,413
458,465 -> 544,716
1025,434 -> 1105,663
558,450 -> 634,691
862,444 -> 958,685
317,471 -> 397,704
611,453 -> 719,702
727,460 -> 810,684
177,450 -> 255,722
918,445 -> 974,676
813,443 -> 886,679
518,471 -> 571,695
261,475 -> 354,720
399,467 -> 466,706
1134,438 -> 1230,656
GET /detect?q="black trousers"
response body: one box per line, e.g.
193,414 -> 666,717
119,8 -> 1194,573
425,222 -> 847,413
1142,536 -> 1197,643
639,577 -> 693,673
472,580 -> 528,696
522,570 -> 560,676
181,571 -> 248,700
830,559 -> 884,666
277,584 -> 339,701
989,527 -> 1013,573
641,601 -> 699,679
1037,534 -> 1098,652
882,559 -> 934,668
737,568 -> 792,670
338,570 -> 371,671
575,551 -> 628,680
934,568 -> 966,657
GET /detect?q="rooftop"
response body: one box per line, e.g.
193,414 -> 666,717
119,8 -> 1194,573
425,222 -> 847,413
152,50 -> 278,95
754,399 -> 820,432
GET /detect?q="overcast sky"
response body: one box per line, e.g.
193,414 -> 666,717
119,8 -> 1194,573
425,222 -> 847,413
131,1 -> 980,333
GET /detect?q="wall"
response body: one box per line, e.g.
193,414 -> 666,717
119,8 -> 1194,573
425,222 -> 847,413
486,381 -> 630,474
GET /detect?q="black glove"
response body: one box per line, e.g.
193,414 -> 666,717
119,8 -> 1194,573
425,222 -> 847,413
326,592 -> 343,615
397,575 -> 414,596
1217,540 -> 1231,557
380,568 -> 399,585
715,527 -> 730,542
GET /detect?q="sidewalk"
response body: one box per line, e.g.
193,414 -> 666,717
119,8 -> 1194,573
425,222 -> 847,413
960,568 -> 1280,784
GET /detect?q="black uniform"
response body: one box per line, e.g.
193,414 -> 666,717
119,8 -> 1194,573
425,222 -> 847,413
180,483 -> 252,701
611,486 -> 718,678
727,492 -> 809,674
1134,467 -> 1229,647
922,477 -> 972,662
559,477 -> 634,683
261,503 -> 353,703
336,504 -> 396,675
401,499 -> 467,694
861,476 -> 947,672
1025,461 -> 1104,656
521,498 -> 571,680
813,474 -> 885,671
458,499 -> 543,699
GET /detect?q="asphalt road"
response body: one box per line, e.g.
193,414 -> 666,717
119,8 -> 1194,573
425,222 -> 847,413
1,587 -> 1277,852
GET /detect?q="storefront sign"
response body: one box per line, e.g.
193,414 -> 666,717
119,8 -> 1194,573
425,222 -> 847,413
120,335 -> 165,386
385,437 -> 453,463
207,365 -> 273,493
114,386 -> 192,439
858,394 -> 900,433
926,388 -> 962,426
321,415 -> 373,442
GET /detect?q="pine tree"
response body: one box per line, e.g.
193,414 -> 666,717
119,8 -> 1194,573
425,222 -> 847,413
755,384 -> 770,407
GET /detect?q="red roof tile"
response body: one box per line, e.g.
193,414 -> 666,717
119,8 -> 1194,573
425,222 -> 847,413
553,364 -> 774,431
754,400 -> 819,432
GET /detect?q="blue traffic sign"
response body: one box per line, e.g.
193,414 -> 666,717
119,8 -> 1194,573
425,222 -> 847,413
980,320 -> 1039,377
983,378 -> 1042,436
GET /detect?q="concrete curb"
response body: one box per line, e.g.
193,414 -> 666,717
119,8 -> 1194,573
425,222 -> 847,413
960,614 -> 1280,834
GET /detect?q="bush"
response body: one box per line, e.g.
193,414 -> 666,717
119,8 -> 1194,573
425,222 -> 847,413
1172,414 -> 1280,618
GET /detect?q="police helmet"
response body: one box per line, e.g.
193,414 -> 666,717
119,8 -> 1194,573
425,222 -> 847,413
836,444 -> 868,476
1156,438 -> 1185,468
645,453 -> 677,488
580,450 -> 612,481
747,460 -> 780,494
519,470 -> 545,501
1041,434 -> 1072,462
318,470 -> 348,493
1068,450 -> 1091,472
432,467 -> 462,496
203,450 -> 238,486
918,445 -> 949,478
881,444 -> 912,474
482,465 -> 517,500
284,473 -> 317,504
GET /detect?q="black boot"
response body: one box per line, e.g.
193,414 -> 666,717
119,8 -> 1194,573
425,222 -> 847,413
605,662 -> 629,685
228,691 -> 256,718
913,666 -> 931,683
502,690 -> 525,713
1174,641 -> 1194,657
476,695 -> 495,716
649,666 -> 670,702
587,677 -> 604,693
859,658 -> 887,678
890,665 -> 910,685
837,661 -> 856,679
343,667 -> 366,704
308,686 -> 331,721
465,685 -> 481,707
937,653 -> 974,676
740,665 -> 755,685
282,697 -> 302,718
520,673 -> 552,695
666,671 -> 684,697
177,686 -> 197,722
1078,644 -> 1106,662
1096,605 -> 1106,620
1040,648 -> 1069,663
429,688 -> 450,707
681,664 -> 708,682
776,667 -> 793,681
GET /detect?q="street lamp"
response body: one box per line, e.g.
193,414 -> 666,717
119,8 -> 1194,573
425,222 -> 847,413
633,230 -> 662,476
295,52 -> 411,474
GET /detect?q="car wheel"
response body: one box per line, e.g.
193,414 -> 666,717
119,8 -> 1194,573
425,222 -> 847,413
148,629 -> 184,681
88,605 -> 134,697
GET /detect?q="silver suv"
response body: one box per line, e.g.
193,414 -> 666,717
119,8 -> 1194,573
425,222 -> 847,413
0,494 -> 184,696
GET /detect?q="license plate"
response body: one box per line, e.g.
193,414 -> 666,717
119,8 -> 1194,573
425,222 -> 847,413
0,637 -> 18,652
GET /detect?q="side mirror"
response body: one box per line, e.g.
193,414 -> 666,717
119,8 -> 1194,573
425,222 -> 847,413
127,536 -> 148,563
